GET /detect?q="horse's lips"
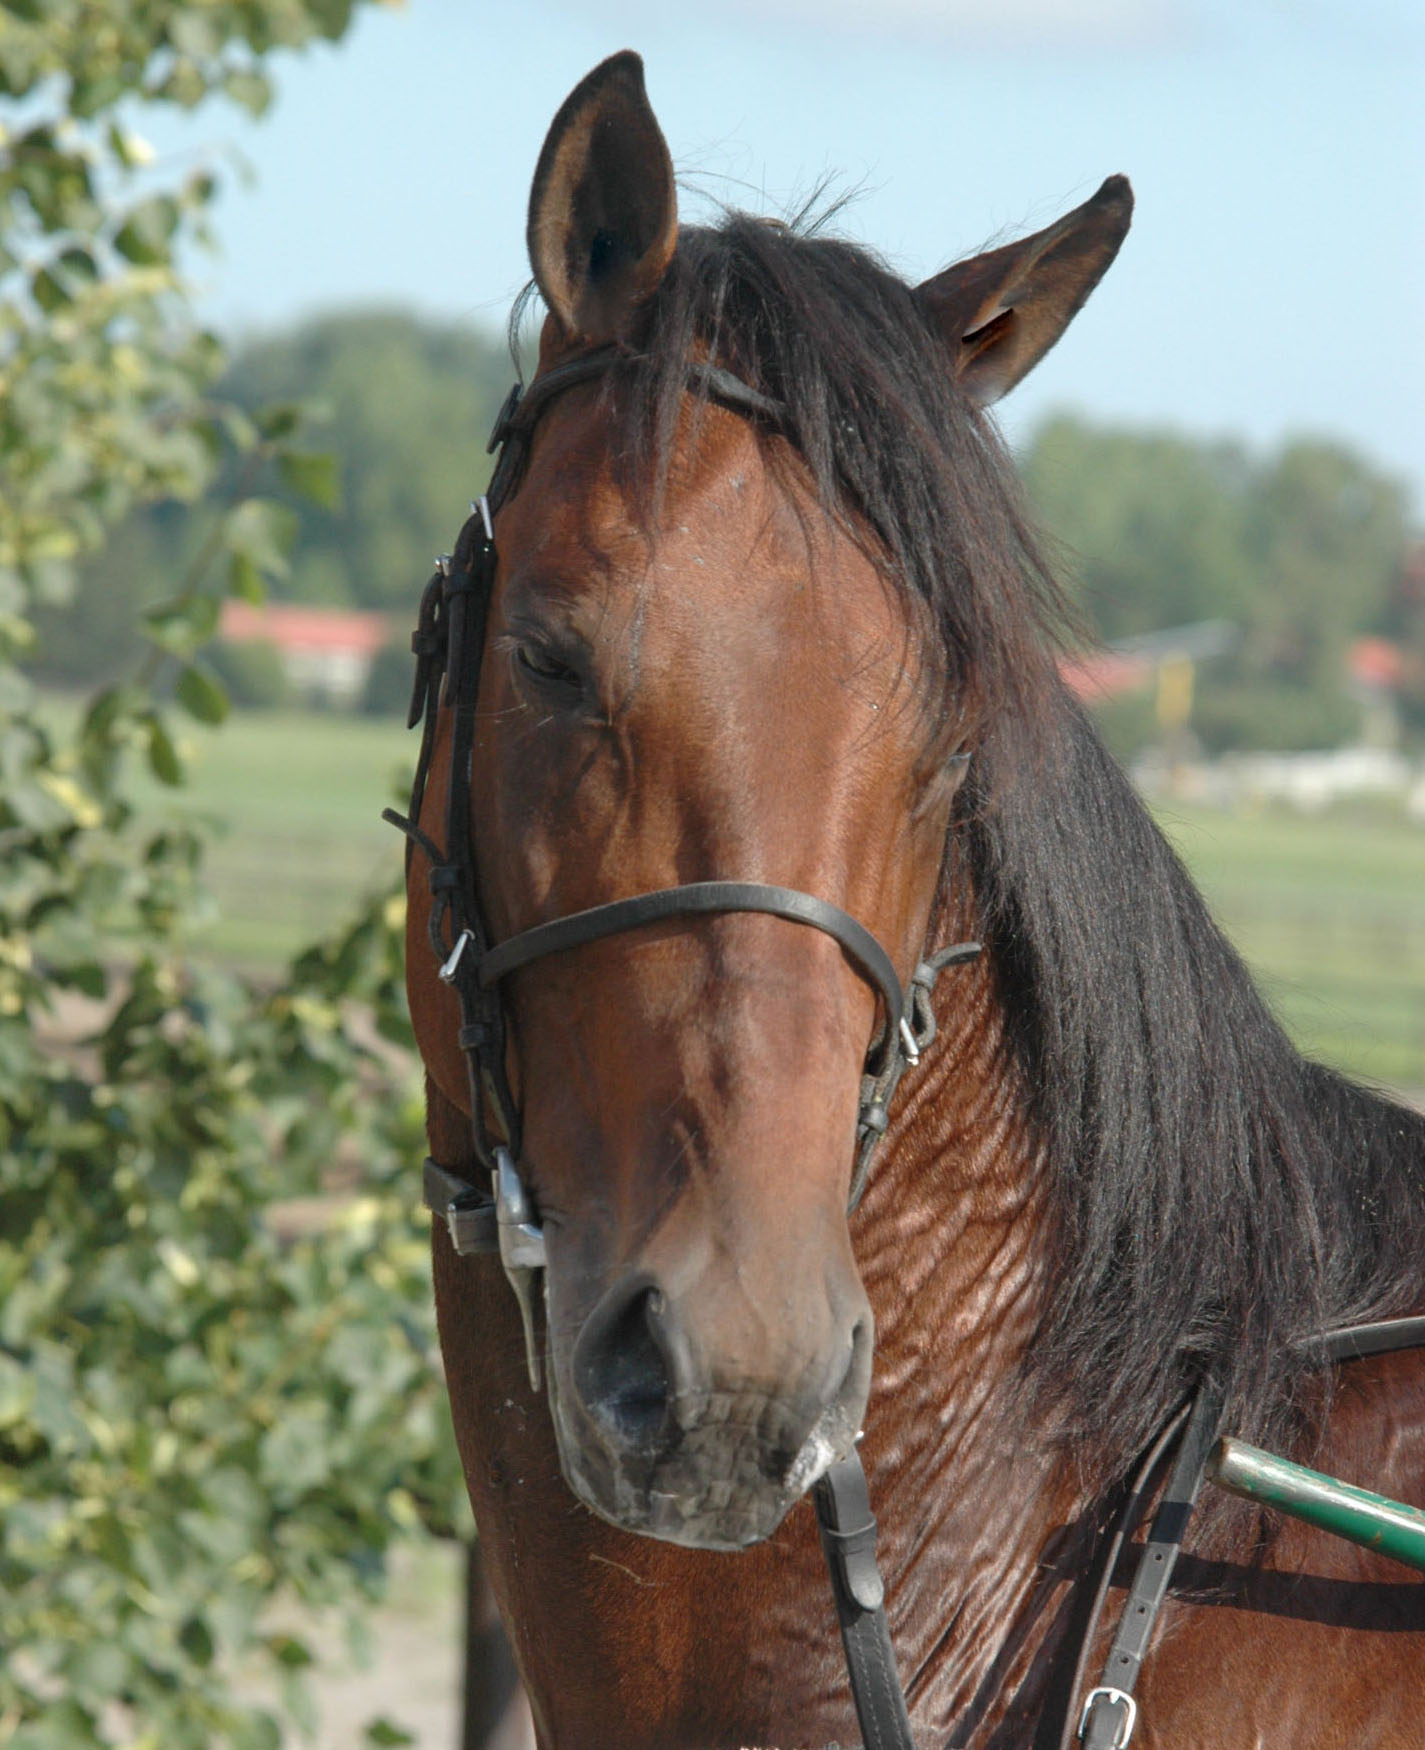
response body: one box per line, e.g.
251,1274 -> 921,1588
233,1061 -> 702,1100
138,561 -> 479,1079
550,1361 -> 859,1551
781,1412 -> 849,1498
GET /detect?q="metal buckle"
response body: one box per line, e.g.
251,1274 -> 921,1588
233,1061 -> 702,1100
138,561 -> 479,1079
1079,1687 -> 1137,1747
438,927 -> 474,985
494,1146 -> 547,1393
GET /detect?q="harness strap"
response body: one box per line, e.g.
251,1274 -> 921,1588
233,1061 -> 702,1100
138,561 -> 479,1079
1077,1387 -> 1223,1750
1072,1312 -> 1425,1749
1318,1314 -> 1425,1362
814,1453 -> 917,1750
423,1157 -> 498,1255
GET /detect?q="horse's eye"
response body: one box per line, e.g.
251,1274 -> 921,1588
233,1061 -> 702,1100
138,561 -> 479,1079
515,642 -> 582,692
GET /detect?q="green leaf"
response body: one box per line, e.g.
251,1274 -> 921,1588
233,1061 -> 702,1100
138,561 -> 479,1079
227,551 -> 265,604
113,196 -> 181,267
0,1353 -> 36,1428
146,716 -> 183,787
362,1720 -> 416,1748
255,403 -> 304,442
223,68 -> 272,117
224,498 -> 297,581
229,1712 -> 282,1750
176,663 -> 230,726
276,450 -> 340,510
144,594 -> 220,653
59,246 -> 99,285
31,268 -> 69,313
179,1615 -> 215,1667
266,1633 -> 313,1671
53,961 -> 109,999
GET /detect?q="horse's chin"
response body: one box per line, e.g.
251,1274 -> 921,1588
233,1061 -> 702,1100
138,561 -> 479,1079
551,1387 -> 858,1551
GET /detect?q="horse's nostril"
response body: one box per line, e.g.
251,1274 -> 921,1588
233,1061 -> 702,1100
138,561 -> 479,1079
573,1281 -> 675,1456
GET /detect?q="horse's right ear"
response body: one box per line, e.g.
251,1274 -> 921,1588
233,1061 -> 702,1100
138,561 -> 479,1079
916,176 -> 1133,406
527,52 -> 678,347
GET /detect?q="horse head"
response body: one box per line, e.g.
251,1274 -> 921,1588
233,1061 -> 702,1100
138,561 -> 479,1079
404,51 -> 1130,1552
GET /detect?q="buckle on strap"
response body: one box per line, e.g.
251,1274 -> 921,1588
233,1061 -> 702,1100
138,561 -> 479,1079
422,1158 -> 497,1255
494,1147 -> 547,1394
813,1453 -> 888,1614
438,927 -> 475,984
1080,1687 -> 1137,1747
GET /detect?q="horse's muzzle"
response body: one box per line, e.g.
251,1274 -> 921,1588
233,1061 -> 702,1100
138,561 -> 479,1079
555,1267 -> 874,1550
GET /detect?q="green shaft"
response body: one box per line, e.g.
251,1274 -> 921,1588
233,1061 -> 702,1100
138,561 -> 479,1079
1208,1437 -> 1425,1574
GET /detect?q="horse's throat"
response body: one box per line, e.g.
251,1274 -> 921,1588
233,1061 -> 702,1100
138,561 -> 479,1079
847,983 -> 1086,1736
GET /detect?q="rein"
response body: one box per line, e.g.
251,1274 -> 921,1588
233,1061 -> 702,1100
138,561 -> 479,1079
387,349 -> 1425,1750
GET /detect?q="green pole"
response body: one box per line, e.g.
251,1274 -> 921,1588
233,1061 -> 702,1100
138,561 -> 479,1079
1208,1437 -> 1425,1574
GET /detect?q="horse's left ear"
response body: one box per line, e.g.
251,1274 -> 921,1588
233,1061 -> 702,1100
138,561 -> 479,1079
527,51 -> 678,346
916,176 -> 1133,406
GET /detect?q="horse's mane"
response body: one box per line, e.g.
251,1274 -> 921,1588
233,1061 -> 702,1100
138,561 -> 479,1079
596,212 -> 1425,1479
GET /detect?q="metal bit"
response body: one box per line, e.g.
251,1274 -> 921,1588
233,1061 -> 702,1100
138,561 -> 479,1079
494,1147 -> 547,1392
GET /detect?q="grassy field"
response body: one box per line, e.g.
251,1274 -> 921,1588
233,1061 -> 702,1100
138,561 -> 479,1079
1152,800 -> 1425,1092
126,707 -> 1425,1092
130,707 -> 416,967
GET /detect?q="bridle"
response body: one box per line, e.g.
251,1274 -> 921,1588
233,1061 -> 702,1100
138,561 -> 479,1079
383,343 -> 980,1394
385,348 -> 1425,1750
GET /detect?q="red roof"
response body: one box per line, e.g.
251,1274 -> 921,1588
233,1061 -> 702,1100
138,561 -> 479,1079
1348,636 -> 1405,690
1057,650 -> 1152,701
221,599 -> 390,657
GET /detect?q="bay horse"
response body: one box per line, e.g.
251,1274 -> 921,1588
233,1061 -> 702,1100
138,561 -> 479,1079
397,51 -> 1425,1749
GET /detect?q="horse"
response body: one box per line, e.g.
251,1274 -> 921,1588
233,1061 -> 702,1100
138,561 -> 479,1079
395,51 -> 1425,1749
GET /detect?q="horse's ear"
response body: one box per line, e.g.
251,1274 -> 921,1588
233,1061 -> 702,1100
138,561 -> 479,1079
916,176 -> 1133,406
527,51 -> 677,346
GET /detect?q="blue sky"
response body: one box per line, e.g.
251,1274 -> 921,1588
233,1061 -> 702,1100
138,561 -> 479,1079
145,0 -> 1423,505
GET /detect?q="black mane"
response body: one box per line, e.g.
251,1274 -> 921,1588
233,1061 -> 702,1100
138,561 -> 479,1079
598,212 -> 1425,1477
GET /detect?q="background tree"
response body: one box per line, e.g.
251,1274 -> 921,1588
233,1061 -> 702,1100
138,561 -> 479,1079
27,312 -> 512,686
1020,416 -> 1416,753
1,5 -> 469,1747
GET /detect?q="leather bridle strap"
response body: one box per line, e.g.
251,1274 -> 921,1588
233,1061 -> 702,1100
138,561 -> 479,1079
476,880 -> 907,1041
815,1453 -> 918,1750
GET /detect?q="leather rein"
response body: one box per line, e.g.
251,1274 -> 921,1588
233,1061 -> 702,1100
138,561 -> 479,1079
384,348 -> 1425,1750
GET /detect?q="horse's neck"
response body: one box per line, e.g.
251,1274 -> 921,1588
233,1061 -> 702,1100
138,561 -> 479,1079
849,950 -> 1089,1734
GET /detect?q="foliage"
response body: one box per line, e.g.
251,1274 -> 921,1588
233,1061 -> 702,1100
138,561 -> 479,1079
205,635 -> 290,710
28,311 -> 512,687
1,3 -> 468,1747
1020,417 -> 1418,753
